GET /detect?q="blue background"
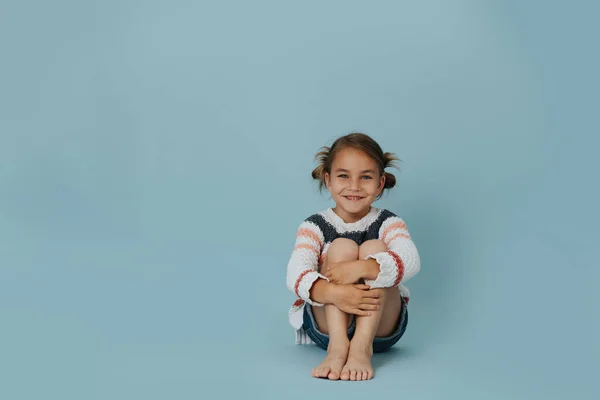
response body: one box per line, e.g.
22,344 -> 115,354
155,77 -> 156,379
1,1 -> 598,398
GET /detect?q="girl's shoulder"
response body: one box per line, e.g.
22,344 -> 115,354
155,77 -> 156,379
291,210 -> 330,243
372,208 -> 403,231
377,207 -> 398,219
300,209 -> 331,227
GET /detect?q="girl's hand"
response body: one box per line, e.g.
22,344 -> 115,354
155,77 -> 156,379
330,284 -> 380,316
324,260 -> 365,285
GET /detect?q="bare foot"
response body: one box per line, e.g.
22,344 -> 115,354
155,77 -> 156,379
312,339 -> 350,380
340,339 -> 374,381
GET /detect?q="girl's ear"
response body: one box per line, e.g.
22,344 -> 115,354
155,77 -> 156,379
324,172 -> 330,189
379,174 -> 386,194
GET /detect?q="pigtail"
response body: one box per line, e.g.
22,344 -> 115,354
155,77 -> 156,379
383,172 -> 396,189
312,145 -> 331,193
383,151 -> 401,170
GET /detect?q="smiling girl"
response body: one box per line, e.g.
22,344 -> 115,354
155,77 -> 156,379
286,132 -> 421,381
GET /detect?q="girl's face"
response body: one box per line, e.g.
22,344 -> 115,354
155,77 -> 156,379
324,147 -> 385,223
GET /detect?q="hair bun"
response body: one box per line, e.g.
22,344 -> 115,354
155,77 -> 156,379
383,172 -> 396,189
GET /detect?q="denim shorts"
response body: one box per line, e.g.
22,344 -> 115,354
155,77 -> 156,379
302,295 -> 408,353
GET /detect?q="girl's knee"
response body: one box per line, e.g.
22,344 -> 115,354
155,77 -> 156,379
327,238 -> 359,260
330,237 -> 358,249
359,239 -> 387,259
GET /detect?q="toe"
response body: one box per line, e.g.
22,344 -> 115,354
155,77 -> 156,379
350,369 -> 357,381
321,366 -> 331,378
328,371 -> 340,380
340,368 -> 350,381
366,369 -> 371,380
316,367 -> 324,378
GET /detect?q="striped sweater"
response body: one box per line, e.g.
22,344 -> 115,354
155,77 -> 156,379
286,207 -> 421,344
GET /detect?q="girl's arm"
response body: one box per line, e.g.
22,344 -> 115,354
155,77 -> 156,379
286,220 -> 330,305
362,216 -> 421,289
308,278 -> 336,304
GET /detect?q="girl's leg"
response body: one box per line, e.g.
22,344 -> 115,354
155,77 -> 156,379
340,240 -> 402,381
312,238 -> 358,380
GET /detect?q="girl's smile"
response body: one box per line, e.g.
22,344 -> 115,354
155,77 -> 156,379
344,195 -> 364,201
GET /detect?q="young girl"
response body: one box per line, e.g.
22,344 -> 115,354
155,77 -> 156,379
286,132 -> 421,381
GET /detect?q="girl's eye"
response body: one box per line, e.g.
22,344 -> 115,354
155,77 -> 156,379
337,174 -> 372,179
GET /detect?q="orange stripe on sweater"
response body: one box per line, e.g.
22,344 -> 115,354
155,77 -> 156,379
382,221 -> 407,243
293,243 -> 320,258
292,298 -> 305,307
294,270 -> 313,298
296,228 -> 322,246
387,250 -> 405,287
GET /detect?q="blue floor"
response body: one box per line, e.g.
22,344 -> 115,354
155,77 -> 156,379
1,237 -> 596,399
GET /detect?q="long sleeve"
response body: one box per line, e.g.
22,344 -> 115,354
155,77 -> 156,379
363,216 -> 420,289
286,220 -> 330,306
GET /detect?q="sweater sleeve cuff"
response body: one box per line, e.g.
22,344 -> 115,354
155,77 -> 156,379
363,251 -> 403,288
296,270 -> 330,306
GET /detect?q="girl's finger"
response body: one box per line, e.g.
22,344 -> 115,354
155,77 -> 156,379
360,304 -> 379,311
354,284 -> 370,290
356,310 -> 371,316
362,298 -> 380,305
